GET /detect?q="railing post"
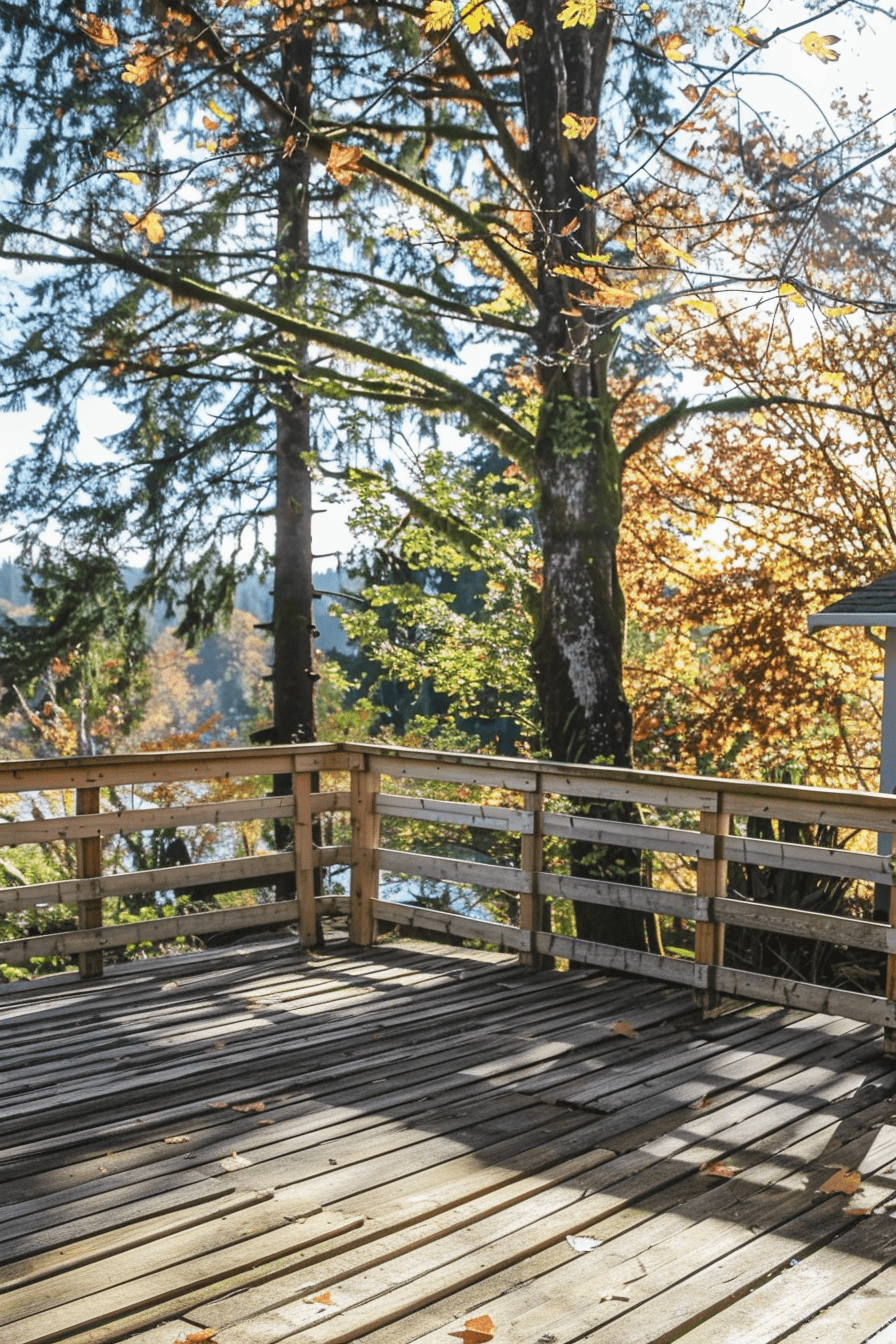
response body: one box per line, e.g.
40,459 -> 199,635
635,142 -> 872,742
349,753 -> 379,946
695,795 -> 729,1013
518,779 -> 544,969
292,760 -> 318,949
885,878 -> 896,1056
76,786 -> 103,980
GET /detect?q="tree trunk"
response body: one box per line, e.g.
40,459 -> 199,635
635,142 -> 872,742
513,6 -> 657,952
270,28 -> 319,924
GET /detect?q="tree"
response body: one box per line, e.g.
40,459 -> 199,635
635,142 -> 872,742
3,1 -> 895,948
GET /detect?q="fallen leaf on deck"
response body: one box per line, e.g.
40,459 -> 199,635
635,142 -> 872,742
257,1119 -> 274,1126
566,1234 -> 602,1253
220,1150 -> 252,1171
207,1102 -> 230,1110
596,1290 -> 630,1302
690,1094 -> 712,1110
611,1020 -> 639,1039
314,1292 -> 333,1304
449,1314 -> 496,1343
212,1042 -> 225,1050
231,1101 -> 265,1113
174,1331 -> 216,1344
164,1135 -> 191,1145
844,1207 -> 872,1216
819,1167 -> 861,1195
699,1161 -> 739,1178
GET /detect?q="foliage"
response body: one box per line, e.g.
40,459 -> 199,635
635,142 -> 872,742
3,0 -> 896,953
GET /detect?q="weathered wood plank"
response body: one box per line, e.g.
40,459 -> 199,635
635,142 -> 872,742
720,832 -> 893,883
349,757 -> 379,946
376,793 -> 533,834
0,795 -> 296,849
710,964 -> 896,1027
376,849 -> 531,895
0,900 -> 298,966
371,757 -> 537,791
714,894 -> 892,952
372,900 -> 528,951
542,810 -> 712,857
3,1210 -> 360,1344
531,931 -> 696,986
538,871 -> 709,922
76,786 -> 103,981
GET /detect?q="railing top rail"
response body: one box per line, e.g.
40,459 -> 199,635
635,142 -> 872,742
0,738 -> 895,825
0,742 -> 338,793
347,742 -> 896,822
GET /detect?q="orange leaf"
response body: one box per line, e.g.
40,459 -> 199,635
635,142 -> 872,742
163,1134 -> 191,1144
612,1020 -> 639,1039
73,10 -> 119,47
175,1332 -> 217,1344
819,1167 -> 861,1195
314,1291 -> 333,1304
231,1101 -> 265,1113
449,1316 -> 496,1344
326,143 -> 364,186
700,1160 -> 739,1178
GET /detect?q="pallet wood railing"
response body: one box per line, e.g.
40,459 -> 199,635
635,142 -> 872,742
3,742 -> 896,1050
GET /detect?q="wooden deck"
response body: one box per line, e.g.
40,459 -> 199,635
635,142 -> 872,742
4,939 -> 896,1344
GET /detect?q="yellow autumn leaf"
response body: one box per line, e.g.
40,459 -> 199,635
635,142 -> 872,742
819,370 -> 845,387
460,0 -> 494,35
821,303 -> 857,317
576,183 -> 599,199
208,99 -> 235,124
104,150 -> 123,162
578,250 -> 611,263
506,20 -> 533,48
122,54 -> 160,86
73,10 -> 118,47
123,210 -> 165,244
674,295 -> 718,318
729,25 -> 766,48
117,171 -> 141,185
558,0 -> 607,28
780,151 -> 799,168
660,33 -> 692,62
326,143 -> 364,186
800,31 -> 840,62
561,112 -> 597,140
778,282 -> 805,307
422,0 -> 454,32
654,237 -> 695,265
583,282 -> 637,308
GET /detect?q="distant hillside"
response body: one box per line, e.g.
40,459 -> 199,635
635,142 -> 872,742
0,561 -> 361,654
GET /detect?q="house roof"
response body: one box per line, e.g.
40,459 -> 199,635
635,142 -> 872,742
808,570 -> 896,629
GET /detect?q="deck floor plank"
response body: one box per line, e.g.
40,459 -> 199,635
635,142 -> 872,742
2,938 -> 895,1344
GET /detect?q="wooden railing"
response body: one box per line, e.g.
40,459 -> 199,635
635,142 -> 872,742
2,742 -> 896,1050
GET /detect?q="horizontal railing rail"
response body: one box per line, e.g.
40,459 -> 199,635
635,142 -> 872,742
2,742 -> 895,1049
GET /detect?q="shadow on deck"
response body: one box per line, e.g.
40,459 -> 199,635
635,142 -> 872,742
3,938 -> 896,1344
